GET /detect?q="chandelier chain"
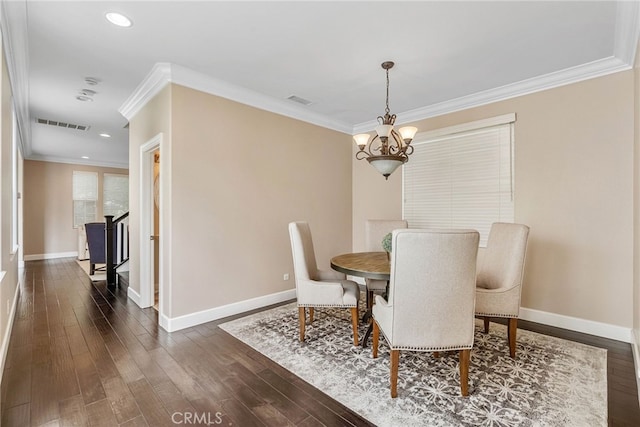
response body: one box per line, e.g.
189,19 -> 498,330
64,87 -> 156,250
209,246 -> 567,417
385,68 -> 390,115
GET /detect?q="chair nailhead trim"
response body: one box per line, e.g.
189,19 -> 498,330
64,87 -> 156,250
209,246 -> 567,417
475,313 -> 518,318
298,304 -> 358,308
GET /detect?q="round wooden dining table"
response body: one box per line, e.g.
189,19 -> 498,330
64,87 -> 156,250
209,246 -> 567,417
330,251 -> 390,348
330,251 -> 390,281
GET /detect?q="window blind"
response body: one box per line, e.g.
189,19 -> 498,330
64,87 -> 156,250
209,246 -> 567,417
73,171 -> 98,227
403,122 -> 514,246
103,173 -> 129,217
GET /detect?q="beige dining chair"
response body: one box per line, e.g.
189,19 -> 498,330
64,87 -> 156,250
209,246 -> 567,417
288,221 -> 360,346
372,229 -> 479,397
475,222 -> 530,358
364,219 -> 408,309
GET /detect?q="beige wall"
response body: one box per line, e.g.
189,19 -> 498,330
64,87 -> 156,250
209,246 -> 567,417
127,84 -> 171,304
128,83 -> 352,319
634,43 -> 640,335
0,35 -> 21,371
354,71 -> 635,328
23,160 -> 128,256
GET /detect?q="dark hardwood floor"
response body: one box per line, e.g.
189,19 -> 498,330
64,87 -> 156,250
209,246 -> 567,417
1,258 -> 639,426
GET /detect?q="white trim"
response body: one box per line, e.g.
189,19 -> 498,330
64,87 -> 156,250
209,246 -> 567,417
353,56 -> 629,134
614,0 -> 640,66
27,154 -> 128,170
161,289 -> 296,332
118,63 -> 172,120
119,63 -> 352,134
24,251 -> 78,261
0,276 -> 21,382
519,307 -> 631,343
0,0 -> 30,158
127,286 -> 142,307
413,113 -> 516,142
139,134 -> 163,310
632,329 -> 640,406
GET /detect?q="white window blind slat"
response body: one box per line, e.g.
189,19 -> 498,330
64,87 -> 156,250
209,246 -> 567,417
103,174 -> 129,217
73,171 -> 98,227
403,122 -> 514,246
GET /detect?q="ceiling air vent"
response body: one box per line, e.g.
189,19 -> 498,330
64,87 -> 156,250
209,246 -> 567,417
36,118 -> 90,131
287,95 -> 313,106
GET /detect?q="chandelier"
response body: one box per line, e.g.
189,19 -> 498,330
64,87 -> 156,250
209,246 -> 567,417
353,61 -> 418,180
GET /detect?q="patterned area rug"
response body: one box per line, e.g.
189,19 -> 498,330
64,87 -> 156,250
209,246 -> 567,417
220,302 -> 607,426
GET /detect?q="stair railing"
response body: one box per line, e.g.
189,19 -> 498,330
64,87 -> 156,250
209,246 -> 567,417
105,212 -> 130,286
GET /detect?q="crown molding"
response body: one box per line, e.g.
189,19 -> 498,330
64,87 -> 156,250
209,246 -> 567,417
614,0 -> 640,66
0,0 -> 31,157
26,154 -> 129,170
118,63 -> 173,120
119,62 -> 353,134
353,56 -> 630,134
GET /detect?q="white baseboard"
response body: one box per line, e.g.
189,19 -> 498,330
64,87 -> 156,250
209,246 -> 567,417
632,329 -> 640,405
161,288 -> 296,332
0,277 -> 21,382
127,286 -> 142,306
519,307 -> 632,343
24,251 -> 78,261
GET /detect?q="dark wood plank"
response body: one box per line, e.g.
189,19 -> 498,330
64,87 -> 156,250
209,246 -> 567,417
59,395 -> 89,426
85,398 -> 119,427
126,378 -> 172,427
72,351 -> 107,405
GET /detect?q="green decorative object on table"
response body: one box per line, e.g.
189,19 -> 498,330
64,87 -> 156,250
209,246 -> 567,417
381,232 -> 392,254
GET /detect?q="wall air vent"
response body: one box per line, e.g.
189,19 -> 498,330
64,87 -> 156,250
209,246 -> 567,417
36,118 -> 90,131
287,95 -> 313,106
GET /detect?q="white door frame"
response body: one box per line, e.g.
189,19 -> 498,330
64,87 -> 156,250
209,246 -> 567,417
139,133 -> 164,314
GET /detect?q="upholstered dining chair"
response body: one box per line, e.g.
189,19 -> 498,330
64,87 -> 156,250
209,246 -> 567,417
475,222 -> 530,358
372,229 -> 479,398
364,219 -> 408,309
288,222 -> 360,346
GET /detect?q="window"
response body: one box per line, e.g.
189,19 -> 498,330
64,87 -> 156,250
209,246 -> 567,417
103,173 -> 129,217
73,171 -> 98,227
403,114 -> 515,246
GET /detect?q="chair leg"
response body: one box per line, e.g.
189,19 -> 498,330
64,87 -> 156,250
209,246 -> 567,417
298,307 -> 305,342
483,316 -> 490,333
350,307 -> 359,346
390,349 -> 400,398
90,263 -> 95,275
433,351 -> 440,358
309,307 -> 314,324
459,349 -> 470,397
372,320 -> 379,358
508,318 -> 518,358
367,290 -> 374,310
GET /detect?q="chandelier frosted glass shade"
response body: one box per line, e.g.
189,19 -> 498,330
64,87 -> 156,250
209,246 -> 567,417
353,61 -> 418,180
368,156 -> 405,178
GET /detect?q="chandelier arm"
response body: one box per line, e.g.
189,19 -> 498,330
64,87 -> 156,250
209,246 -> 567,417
353,135 -> 383,160
388,130 -> 405,154
355,150 -> 370,160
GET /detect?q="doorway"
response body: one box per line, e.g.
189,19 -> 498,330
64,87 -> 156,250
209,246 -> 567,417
140,134 -> 163,314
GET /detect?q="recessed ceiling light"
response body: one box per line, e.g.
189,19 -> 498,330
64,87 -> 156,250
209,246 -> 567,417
105,12 -> 132,28
81,156 -> 89,159
99,133 -> 111,138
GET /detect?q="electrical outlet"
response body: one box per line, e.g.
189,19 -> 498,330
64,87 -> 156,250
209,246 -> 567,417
283,273 -> 289,281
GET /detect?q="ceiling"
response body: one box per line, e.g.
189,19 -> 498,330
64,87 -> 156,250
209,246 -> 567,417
2,1 -> 639,169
